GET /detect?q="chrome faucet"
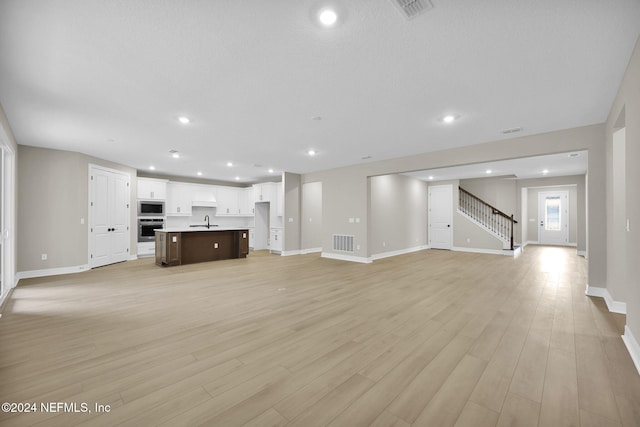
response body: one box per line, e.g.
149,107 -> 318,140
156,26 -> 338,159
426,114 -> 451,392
204,215 -> 210,229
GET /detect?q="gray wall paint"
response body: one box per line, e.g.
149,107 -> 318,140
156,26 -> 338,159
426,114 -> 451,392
607,34 -> 639,339
607,129 -> 627,305
283,172 -> 301,253
18,145 -> 137,272
369,174 -> 427,257
459,177 -> 517,217
301,182 -> 322,250
303,123 -> 606,282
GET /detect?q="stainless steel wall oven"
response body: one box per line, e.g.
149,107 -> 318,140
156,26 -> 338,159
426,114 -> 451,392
138,218 -> 164,242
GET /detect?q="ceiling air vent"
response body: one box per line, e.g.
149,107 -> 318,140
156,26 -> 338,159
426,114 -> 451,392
391,0 -> 434,19
501,127 -> 523,135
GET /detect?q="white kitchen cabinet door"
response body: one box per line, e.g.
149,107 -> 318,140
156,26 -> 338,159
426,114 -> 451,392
90,165 -> 131,268
253,182 -> 277,203
216,186 -> 239,216
276,182 -> 284,217
239,187 -> 254,216
137,178 -> 167,200
269,228 -> 282,253
192,184 -> 217,205
166,182 -> 193,216
248,228 -> 255,248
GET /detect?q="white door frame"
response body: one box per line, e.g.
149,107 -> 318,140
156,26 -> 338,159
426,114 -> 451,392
538,190 -> 569,245
0,141 -> 15,298
88,164 -> 131,268
428,184 -> 453,250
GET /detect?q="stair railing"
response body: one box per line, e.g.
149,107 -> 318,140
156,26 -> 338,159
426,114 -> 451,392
458,186 -> 518,250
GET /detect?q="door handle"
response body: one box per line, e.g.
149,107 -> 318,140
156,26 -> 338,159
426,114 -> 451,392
540,221 -> 544,227
447,224 -> 450,228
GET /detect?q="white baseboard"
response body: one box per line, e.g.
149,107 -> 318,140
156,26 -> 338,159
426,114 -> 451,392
622,325 -> 640,376
16,264 -> 91,282
370,245 -> 428,261
577,250 -> 587,257
281,250 -> 302,256
129,255 -> 138,261
301,247 -> 322,254
585,285 -> 627,314
451,246 -> 517,257
321,252 -> 372,264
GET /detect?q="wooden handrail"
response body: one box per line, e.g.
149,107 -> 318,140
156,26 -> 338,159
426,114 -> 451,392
459,187 -> 518,224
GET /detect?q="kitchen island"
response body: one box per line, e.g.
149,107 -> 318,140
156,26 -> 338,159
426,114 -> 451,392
155,227 -> 249,266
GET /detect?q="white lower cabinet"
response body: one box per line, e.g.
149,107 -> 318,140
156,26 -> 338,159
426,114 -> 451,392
248,228 -> 255,249
137,242 -> 155,257
269,228 -> 282,253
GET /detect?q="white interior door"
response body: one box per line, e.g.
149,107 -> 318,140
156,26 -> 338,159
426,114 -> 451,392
90,165 -> 130,268
538,191 -> 569,245
429,184 -> 453,250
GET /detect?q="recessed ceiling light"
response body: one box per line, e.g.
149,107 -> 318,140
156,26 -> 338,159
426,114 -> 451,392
149,166 -> 156,171
542,169 -> 549,174
428,176 -> 434,180
227,161 -> 233,167
308,149 -> 316,156
235,176 -> 240,180
319,9 -> 337,26
178,116 -> 190,124
197,171 -> 203,176
443,115 -> 456,123
311,116 -> 323,121
268,168 -> 274,173
172,153 -> 180,159
361,155 -> 372,160
486,169 -> 492,174
568,153 -> 579,158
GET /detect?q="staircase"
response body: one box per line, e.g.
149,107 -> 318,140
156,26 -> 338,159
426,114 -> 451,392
458,187 -> 518,251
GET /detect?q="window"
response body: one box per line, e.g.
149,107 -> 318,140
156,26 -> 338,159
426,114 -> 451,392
545,196 -> 561,231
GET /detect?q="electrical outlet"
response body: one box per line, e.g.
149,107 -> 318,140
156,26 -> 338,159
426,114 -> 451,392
214,243 -> 219,249
355,218 -> 360,223
80,218 -> 85,225
41,253 -> 47,260
383,242 -> 386,247
467,238 -> 471,243
357,244 -> 361,250
348,218 -> 354,223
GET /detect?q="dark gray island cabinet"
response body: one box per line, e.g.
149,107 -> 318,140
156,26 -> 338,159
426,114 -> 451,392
155,228 -> 249,266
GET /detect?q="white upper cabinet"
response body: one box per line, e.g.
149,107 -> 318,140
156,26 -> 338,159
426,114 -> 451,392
137,178 -> 168,200
253,182 -> 276,203
238,187 -> 254,216
276,182 -> 283,217
166,182 -> 194,216
216,186 -> 239,216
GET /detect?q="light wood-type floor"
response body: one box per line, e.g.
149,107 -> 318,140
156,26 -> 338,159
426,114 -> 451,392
1,246 -> 639,426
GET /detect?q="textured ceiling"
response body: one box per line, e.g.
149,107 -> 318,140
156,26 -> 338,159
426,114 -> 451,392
0,0 -> 639,183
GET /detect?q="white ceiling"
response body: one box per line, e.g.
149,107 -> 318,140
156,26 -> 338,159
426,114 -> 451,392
403,150 -> 588,182
0,1 -> 639,183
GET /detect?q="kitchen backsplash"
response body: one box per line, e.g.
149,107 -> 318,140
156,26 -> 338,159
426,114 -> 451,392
165,207 -> 254,228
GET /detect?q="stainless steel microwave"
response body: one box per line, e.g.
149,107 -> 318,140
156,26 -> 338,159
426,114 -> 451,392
138,200 -> 165,217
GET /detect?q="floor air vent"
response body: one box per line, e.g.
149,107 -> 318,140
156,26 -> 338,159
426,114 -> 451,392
333,234 -> 355,253
391,0 -> 434,19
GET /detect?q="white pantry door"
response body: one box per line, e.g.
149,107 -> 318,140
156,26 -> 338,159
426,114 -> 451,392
538,191 -> 569,246
429,185 -> 452,250
90,165 -> 130,268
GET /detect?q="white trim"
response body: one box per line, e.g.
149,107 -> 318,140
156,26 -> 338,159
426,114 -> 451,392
281,250 -> 302,256
585,285 -> 627,314
577,250 -> 587,257
370,245 -> 429,261
321,252 -> 372,264
622,325 -> 640,376
452,246 -> 521,257
129,255 -> 138,261
538,190 -> 570,245
16,264 -> 91,281
301,247 -> 322,254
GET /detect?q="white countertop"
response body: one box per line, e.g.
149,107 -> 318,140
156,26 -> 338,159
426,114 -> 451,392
157,227 -> 249,233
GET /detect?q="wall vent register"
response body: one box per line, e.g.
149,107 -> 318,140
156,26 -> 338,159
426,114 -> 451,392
333,234 -> 355,253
